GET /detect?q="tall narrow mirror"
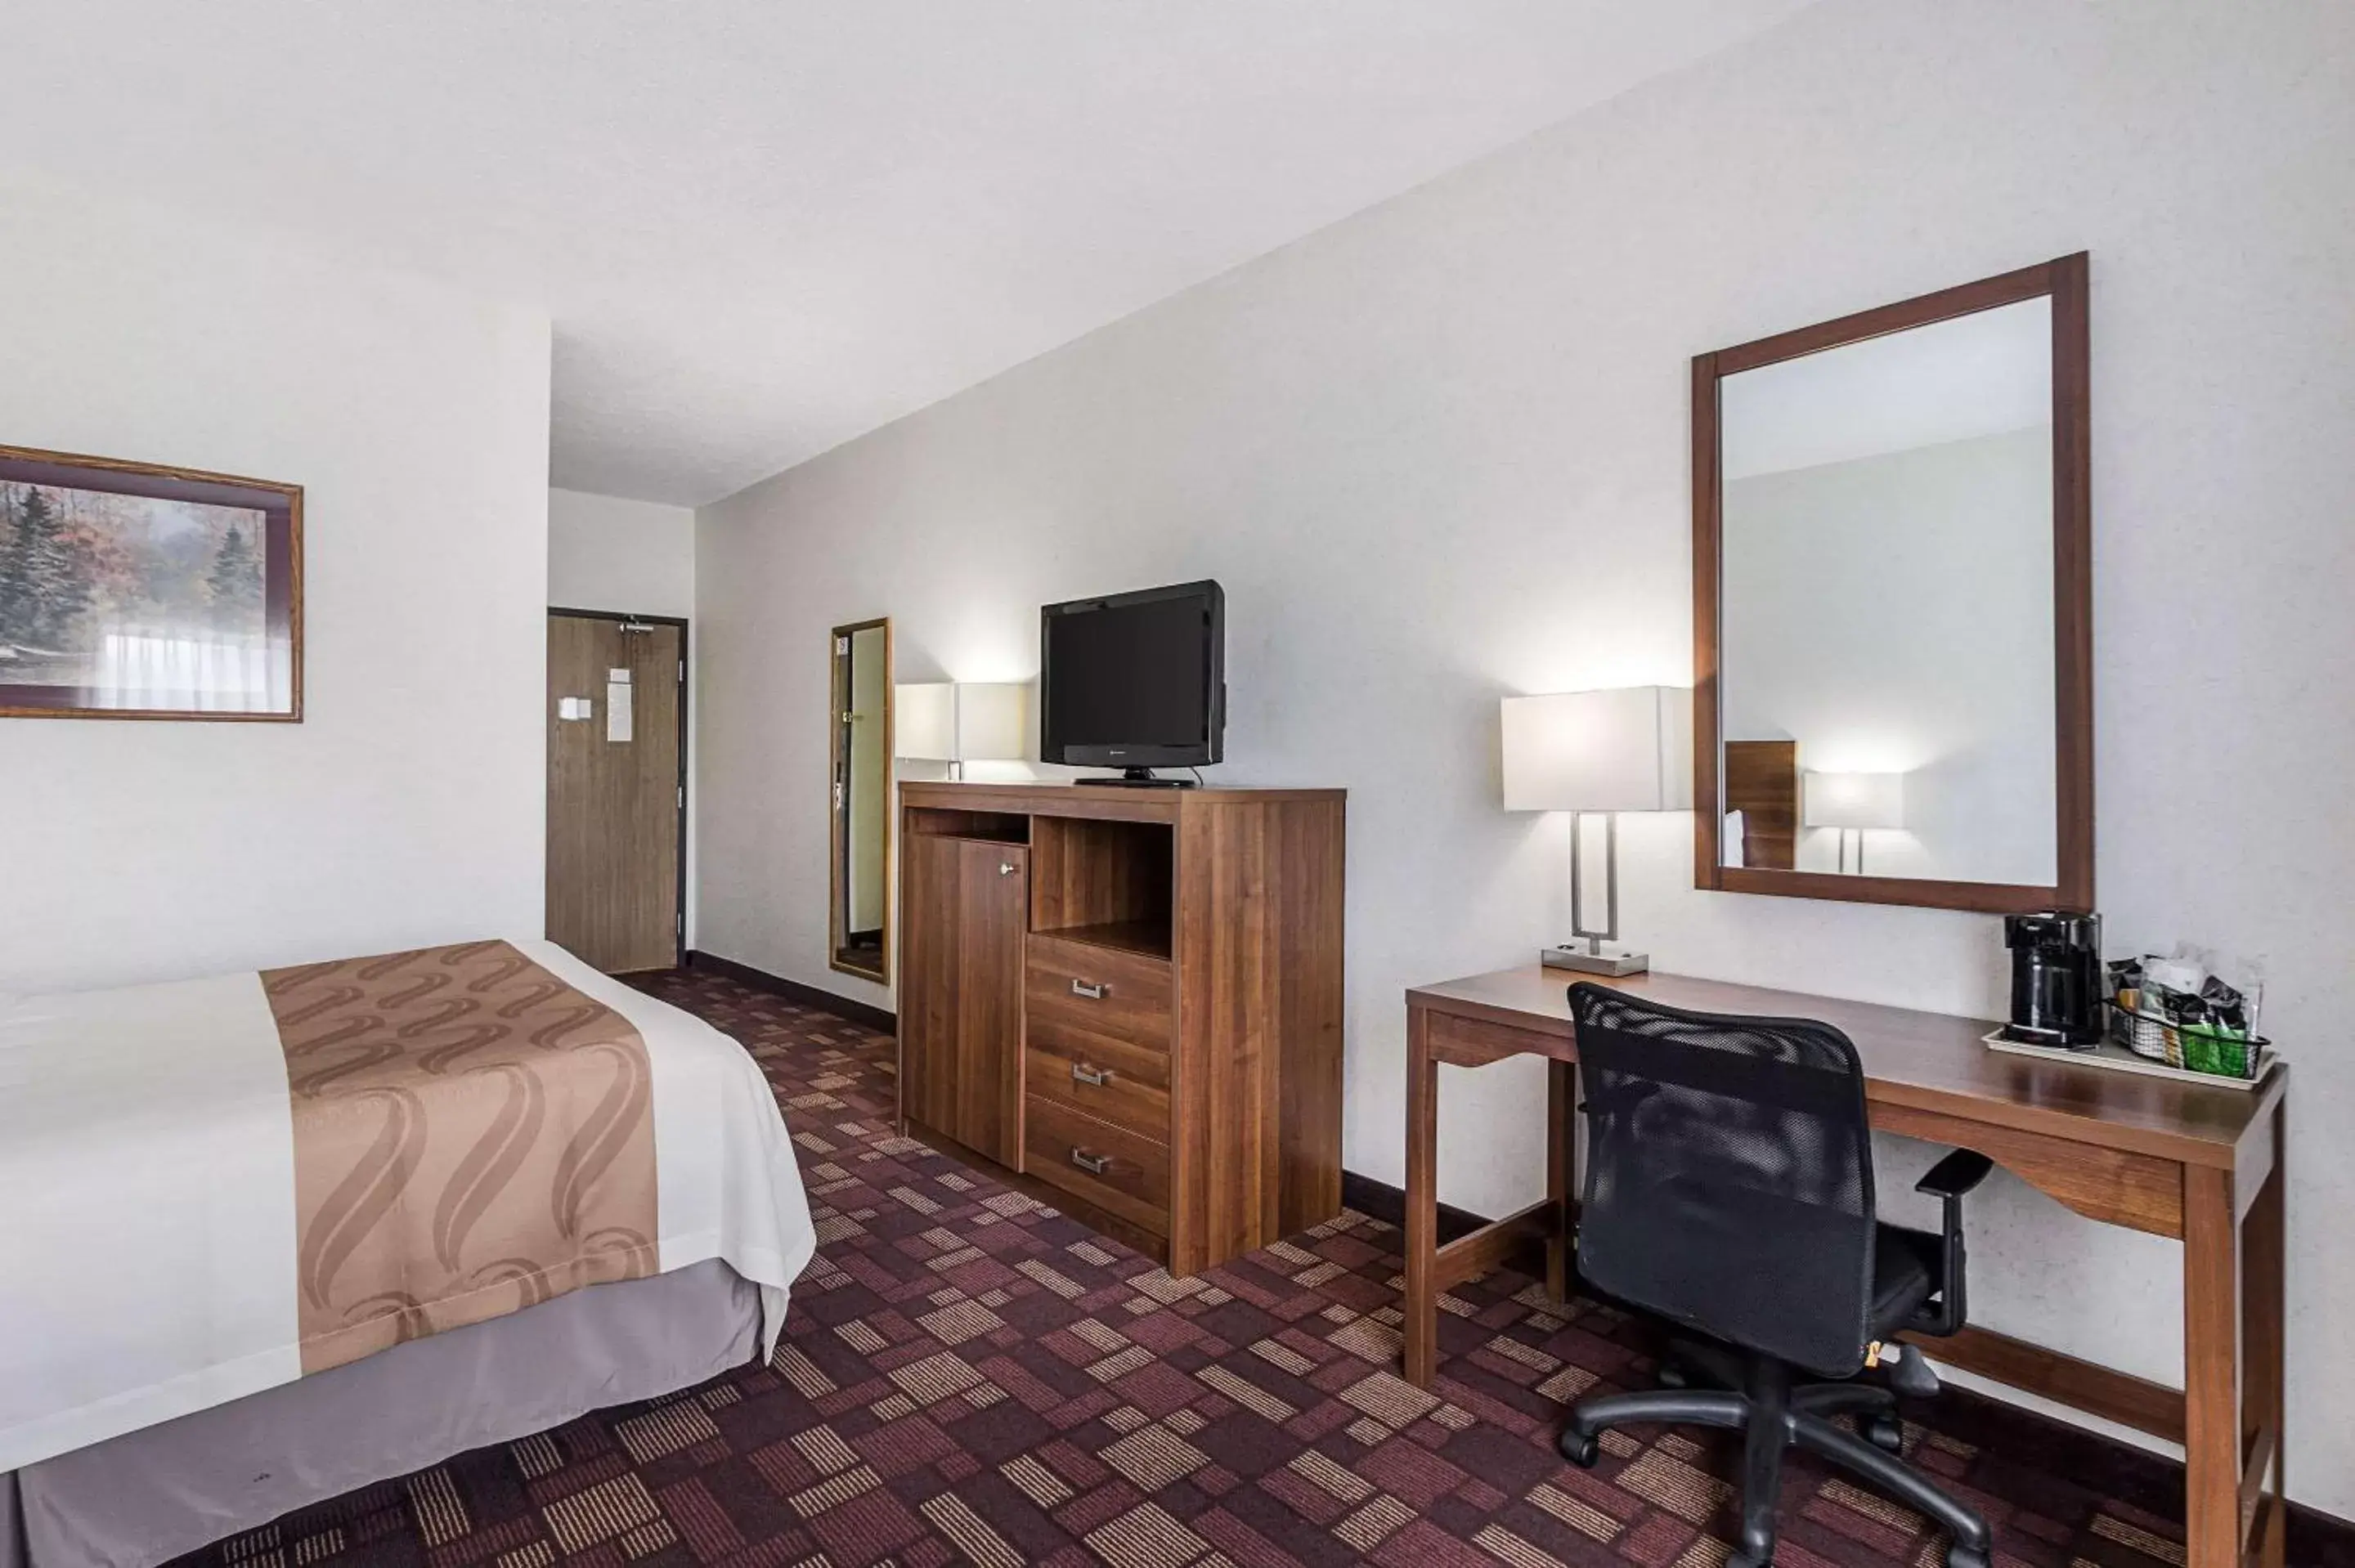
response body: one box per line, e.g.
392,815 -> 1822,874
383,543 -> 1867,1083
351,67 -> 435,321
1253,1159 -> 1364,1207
830,617 -> 893,982
1694,255 -> 2092,913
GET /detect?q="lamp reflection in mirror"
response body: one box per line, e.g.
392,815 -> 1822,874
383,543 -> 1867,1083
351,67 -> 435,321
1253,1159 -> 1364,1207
1500,686 -> 1693,975
1803,769 -> 1906,874
895,681 -> 1027,779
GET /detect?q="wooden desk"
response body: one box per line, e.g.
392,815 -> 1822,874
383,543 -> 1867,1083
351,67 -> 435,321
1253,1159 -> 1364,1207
1403,965 -> 2288,1568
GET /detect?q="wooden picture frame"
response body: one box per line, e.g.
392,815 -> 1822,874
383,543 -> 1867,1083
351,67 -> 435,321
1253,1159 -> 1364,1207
1692,253 -> 2092,914
0,444 -> 303,720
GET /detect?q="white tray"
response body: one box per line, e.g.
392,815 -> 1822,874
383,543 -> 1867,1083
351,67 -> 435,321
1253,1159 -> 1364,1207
1981,1029 -> 2278,1091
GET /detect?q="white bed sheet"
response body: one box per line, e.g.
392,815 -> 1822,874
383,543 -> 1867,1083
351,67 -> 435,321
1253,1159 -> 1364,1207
0,939 -> 814,1474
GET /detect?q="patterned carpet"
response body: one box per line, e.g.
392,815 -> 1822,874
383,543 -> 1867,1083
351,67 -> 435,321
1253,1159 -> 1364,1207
171,967 -> 2273,1568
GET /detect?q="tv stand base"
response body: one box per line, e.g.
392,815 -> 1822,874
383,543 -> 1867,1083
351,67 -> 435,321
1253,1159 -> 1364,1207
1086,767 -> 1197,788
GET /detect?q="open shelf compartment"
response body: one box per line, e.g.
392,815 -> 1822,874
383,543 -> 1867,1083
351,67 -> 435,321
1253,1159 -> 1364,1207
904,805 -> 1030,844
1029,815 -> 1174,961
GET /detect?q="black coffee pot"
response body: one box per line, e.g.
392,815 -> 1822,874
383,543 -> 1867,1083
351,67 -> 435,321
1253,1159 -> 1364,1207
2003,912 -> 2104,1047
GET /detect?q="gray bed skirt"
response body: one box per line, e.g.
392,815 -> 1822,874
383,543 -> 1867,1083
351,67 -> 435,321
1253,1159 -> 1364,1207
2,1259 -> 762,1568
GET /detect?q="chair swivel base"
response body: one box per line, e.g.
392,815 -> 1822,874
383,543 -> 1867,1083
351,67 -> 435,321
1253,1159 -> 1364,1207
1559,1355 -> 1991,1568
1654,1338 -> 1904,1453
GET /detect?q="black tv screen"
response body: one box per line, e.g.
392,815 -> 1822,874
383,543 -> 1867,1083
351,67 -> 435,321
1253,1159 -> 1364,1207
1039,580 -> 1224,771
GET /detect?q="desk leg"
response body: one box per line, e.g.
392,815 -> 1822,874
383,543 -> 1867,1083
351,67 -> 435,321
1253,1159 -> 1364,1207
2182,1165 -> 2242,1568
1403,1005 -> 1438,1388
1545,1060 -> 1574,1303
2185,1118 -> 2290,1568
2242,1106 -> 2287,1568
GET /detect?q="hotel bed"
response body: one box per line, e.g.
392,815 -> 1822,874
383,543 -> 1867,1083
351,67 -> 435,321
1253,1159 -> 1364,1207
0,939 -> 816,1568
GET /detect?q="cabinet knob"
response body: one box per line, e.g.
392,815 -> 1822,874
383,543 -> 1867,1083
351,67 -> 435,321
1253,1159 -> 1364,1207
998,862 -> 1017,876
1071,1062 -> 1113,1086
1070,979 -> 1109,1000
1070,1148 -> 1112,1176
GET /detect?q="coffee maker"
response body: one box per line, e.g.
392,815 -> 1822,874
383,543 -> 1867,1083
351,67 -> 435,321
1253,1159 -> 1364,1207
2002,912 -> 2104,1047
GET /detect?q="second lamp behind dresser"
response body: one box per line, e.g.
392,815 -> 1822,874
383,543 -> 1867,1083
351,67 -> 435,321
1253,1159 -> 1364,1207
896,779 -> 1345,1274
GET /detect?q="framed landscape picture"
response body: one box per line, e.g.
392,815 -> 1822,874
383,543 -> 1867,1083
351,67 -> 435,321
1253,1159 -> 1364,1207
0,445 -> 303,720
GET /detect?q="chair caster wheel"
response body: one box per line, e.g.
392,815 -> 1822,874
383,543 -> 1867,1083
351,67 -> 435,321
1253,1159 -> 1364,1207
1558,1429 -> 1599,1468
1655,1362 -> 1689,1390
1944,1548 -> 1989,1568
1864,1412 -> 1904,1454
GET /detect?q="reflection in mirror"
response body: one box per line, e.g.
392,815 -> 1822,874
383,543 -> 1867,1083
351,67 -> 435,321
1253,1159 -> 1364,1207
830,618 -> 892,983
1711,284 -> 2074,898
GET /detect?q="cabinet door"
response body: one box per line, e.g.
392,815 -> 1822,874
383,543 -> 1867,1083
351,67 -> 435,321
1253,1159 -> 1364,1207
952,838 -> 1026,1166
899,834 -> 962,1139
899,835 -> 1025,1167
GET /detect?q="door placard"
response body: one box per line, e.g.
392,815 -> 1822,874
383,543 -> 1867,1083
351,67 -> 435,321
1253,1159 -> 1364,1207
607,675 -> 633,742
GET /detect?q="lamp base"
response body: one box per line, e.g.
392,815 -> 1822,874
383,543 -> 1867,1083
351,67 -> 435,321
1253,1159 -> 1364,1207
1541,943 -> 1651,976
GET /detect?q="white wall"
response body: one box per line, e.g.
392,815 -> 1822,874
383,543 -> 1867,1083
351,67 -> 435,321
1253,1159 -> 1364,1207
697,0 -> 2355,1510
549,487 -> 696,620
0,179 -> 553,992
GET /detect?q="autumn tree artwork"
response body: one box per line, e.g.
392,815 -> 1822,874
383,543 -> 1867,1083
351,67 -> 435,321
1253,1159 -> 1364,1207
0,446 -> 302,719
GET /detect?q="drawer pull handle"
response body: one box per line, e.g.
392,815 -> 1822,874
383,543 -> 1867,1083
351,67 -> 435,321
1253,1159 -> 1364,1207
1071,1062 -> 1114,1086
1070,1148 -> 1112,1176
999,862 -> 1018,876
1070,979 -> 1109,1000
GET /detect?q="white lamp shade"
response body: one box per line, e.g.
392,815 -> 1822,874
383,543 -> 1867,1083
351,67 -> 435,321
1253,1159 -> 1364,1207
1804,770 -> 1906,830
895,681 -> 1028,764
894,683 -> 957,761
1500,687 -> 1694,813
953,683 -> 1028,762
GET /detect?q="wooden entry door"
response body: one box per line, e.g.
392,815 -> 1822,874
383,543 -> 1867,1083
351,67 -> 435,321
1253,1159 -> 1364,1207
547,611 -> 684,973
899,835 -> 1026,1165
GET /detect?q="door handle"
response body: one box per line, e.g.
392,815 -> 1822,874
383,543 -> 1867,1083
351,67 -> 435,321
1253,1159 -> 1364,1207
998,862 -> 1018,876
1070,979 -> 1108,1000
1070,1148 -> 1111,1176
1071,1062 -> 1114,1086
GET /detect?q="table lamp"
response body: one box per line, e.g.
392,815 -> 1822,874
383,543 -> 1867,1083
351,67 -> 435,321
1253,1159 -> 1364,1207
1803,770 -> 1905,874
895,682 -> 1028,779
1500,686 -> 1693,974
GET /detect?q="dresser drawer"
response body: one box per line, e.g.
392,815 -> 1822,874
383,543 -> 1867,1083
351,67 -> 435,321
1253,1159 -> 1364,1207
1026,1019 -> 1170,1144
1023,1094 -> 1171,1236
1025,934 -> 1173,1048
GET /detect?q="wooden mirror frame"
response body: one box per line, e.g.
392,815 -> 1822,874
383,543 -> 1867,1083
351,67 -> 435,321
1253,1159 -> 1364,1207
828,616 -> 894,983
1693,253 -> 2093,914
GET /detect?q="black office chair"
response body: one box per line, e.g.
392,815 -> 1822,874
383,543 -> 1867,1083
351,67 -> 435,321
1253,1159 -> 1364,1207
1554,983 -> 1996,1568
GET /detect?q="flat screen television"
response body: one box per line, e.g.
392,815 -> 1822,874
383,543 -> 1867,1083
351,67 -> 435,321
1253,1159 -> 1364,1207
1039,580 -> 1224,783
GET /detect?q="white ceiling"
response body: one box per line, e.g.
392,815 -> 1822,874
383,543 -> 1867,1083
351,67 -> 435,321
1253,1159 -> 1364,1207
2,2 -> 1815,506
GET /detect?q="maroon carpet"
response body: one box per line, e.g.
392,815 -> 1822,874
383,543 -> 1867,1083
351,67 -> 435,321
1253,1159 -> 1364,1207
166,968 -> 2288,1568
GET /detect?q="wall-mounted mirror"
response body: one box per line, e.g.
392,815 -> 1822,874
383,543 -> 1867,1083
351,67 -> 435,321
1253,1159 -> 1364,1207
1693,254 -> 2091,913
830,617 -> 893,983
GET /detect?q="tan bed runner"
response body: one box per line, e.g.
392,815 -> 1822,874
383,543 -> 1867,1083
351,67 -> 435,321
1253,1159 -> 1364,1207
261,940 -> 659,1373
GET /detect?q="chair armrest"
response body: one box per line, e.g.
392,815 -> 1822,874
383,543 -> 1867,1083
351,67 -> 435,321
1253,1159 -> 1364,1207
1904,1149 -> 1992,1339
1915,1149 -> 1993,1199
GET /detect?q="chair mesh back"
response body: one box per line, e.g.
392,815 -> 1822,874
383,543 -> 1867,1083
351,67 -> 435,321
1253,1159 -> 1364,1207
1570,984 -> 1878,1378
